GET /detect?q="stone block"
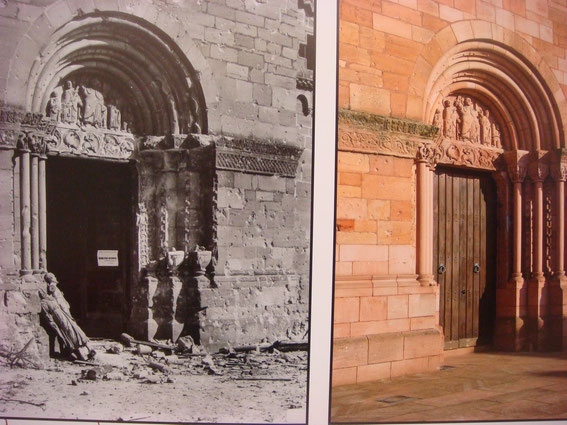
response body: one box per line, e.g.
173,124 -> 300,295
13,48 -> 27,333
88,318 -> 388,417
340,244 -> 388,263
332,366 -> 357,387
337,198 -> 367,220
403,328 -> 443,359
391,356 -> 429,378
353,261 -> 388,276
390,201 -> 413,221
408,293 -> 437,317
332,335 -> 368,369
373,13 -> 412,38
238,51 -> 264,69
351,318 -> 411,337
334,297 -> 359,324
362,175 -> 412,201
350,84 -> 391,116
368,332 -> 404,364
388,295 -> 409,320
253,83 -> 272,106
389,245 -> 415,274
357,362 -> 391,383
338,151 -> 370,174
217,187 -> 245,209
410,316 -> 437,330
368,200 -> 390,220
377,221 -> 414,245
227,63 -> 249,80
334,323 -> 351,339
339,172 -> 362,187
360,296 -> 388,322
369,155 -> 394,176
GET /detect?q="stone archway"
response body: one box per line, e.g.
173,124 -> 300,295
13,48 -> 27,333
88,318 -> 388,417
414,32 -> 567,351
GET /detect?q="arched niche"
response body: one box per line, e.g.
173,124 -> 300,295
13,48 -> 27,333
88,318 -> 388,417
27,11 -> 207,136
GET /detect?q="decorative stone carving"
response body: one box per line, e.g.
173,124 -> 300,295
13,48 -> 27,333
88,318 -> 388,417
186,246 -> 212,276
551,148 -> 567,182
339,109 -> 439,138
60,81 -> 82,125
44,125 -> 135,160
48,80 -> 128,133
211,136 -> 303,177
159,196 -> 169,258
528,152 -> 549,182
503,150 -> 530,183
137,202 -> 150,270
432,139 -> 501,170
435,95 -> 503,149
338,128 -> 421,158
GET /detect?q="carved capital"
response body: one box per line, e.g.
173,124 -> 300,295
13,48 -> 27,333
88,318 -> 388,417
527,151 -> 549,182
416,143 -> 434,163
503,150 -> 530,183
551,148 -> 567,182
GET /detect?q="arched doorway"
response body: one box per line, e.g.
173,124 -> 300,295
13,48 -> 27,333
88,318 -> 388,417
18,11 -> 208,338
415,34 -> 566,352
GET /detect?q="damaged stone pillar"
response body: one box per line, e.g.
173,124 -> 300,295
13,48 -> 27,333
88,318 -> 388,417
30,153 -> 39,272
528,152 -> 549,350
39,154 -> 47,270
18,142 -> 31,275
497,151 -> 529,350
550,149 -> 567,350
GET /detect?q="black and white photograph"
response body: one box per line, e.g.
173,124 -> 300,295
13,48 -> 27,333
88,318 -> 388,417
0,0 -> 325,423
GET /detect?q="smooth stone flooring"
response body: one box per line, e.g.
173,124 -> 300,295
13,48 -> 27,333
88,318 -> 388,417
331,351 -> 567,423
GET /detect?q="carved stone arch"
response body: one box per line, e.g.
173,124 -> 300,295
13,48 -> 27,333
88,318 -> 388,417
409,21 -> 565,152
5,3 -> 217,136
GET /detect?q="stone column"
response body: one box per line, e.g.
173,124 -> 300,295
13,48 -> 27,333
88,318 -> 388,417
500,151 -> 529,350
528,152 -> 549,350
550,149 -> 567,350
39,154 -> 47,270
30,153 -> 40,272
416,144 -> 434,286
19,145 -> 31,275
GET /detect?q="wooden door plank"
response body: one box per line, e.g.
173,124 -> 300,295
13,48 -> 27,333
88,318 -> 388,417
451,173 -> 460,343
466,176 -> 474,339
473,177 -> 480,339
444,171 -> 453,341
459,175 -> 467,341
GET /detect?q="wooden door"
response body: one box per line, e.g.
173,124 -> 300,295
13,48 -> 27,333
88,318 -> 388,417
434,167 -> 496,350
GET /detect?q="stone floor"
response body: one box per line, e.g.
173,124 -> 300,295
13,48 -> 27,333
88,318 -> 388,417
331,351 -> 567,423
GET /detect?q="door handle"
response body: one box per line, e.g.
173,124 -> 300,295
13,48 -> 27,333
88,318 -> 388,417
473,263 -> 480,273
438,264 -> 446,274
461,289 -> 466,295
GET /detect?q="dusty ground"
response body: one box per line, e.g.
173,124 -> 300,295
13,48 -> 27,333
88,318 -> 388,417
0,340 -> 308,423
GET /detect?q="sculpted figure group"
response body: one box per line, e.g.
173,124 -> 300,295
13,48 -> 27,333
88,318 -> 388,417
47,80 -> 128,132
433,96 -> 502,148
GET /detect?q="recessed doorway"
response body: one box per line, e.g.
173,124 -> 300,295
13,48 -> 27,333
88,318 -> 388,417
46,156 -> 135,339
434,167 -> 497,350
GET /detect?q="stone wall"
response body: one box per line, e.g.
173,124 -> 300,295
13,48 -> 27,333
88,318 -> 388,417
334,0 -> 567,386
0,0 -> 314,358
333,145 -> 441,386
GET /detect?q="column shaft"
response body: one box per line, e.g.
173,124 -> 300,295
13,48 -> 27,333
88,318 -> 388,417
512,181 -> 523,277
20,151 -> 31,274
39,157 -> 47,270
30,155 -> 39,271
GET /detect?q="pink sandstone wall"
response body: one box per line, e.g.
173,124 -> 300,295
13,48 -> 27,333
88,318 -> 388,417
333,0 -> 567,387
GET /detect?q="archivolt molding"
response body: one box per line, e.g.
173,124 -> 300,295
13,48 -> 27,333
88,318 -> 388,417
412,21 -> 565,152
6,3 -> 212,137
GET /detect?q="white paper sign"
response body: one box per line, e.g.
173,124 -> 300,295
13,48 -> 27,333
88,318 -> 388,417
97,250 -> 119,267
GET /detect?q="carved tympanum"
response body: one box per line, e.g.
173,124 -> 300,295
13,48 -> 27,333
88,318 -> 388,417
433,95 -> 502,148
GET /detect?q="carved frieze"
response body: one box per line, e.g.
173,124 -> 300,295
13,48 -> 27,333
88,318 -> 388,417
211,137 -> 303,177
338,128 -> 421,158
432,139 -> 502,170
137,202 -> 150,271
45,125 -> 136,160
339,109 -> 439,139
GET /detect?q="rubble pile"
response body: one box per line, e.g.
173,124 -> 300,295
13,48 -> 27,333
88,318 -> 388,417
67,333 -> 308,386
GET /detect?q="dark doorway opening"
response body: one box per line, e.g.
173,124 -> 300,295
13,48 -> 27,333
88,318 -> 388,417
434,166 -> 497,350
46,156 -> 135,339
